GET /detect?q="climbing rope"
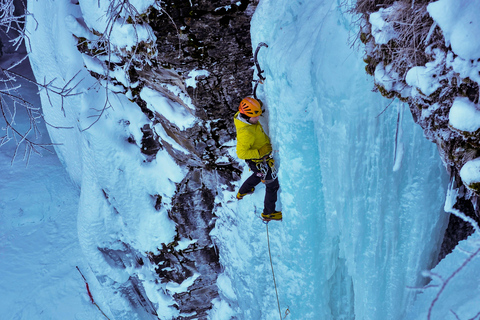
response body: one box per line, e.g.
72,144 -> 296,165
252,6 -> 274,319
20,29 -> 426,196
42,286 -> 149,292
266,223 -> 283,320
76,266 -> 111,320
266,223 -> 291,319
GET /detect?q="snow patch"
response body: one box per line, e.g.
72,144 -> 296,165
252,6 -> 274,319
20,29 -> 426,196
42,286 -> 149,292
446,51 -> 480,85
82,54 -> 105,75
185,69 -> 210,88
405,47 -> 446,97
449,97 -> 480,132
374,62 -> 408,96
428,0 -> 480,60
78,0 -> 156,34
166,273 -> 200,294
406,66 -> 440,96
140,87 -> 196,130
460,158 -> 480,189
216,273 -> 237,301
208,298 -> 237,320
176,238 -> 198,251
109,21 -> 156,52
369,4 -> 400,45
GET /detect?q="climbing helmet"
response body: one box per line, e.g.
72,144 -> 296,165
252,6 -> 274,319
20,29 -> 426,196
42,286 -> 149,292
239,97 -> 262,117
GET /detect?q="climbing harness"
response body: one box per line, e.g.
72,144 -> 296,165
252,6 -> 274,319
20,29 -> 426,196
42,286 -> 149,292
254,155 -> 278,183
253,42 -> 268,100
76,266 -> 111,320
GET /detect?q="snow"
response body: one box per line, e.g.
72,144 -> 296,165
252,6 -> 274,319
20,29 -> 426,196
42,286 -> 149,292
374,62 -> 397,92
374,62 -> 410,98
428,0 -> 480,60
0,59 -> 101,319
75,0 -> 158,85
208,298 -> 237,320
140,86 -> 196,130
166,273 -> 200,294
82,54 -> 106,75
447,51 -> 480,86
460,157 -> 480,190
405,48 -> 447,97
109,21 -> 156,52
406,66 -> 442,97
449,97 -> 480,132
214,5 -> 232,12
78,0 -> 157,36
175,238 -> 198,251
369,3 -> 401,45
185,69 -> 210,88
24,0 -> 193,317
4,0 -> 480,319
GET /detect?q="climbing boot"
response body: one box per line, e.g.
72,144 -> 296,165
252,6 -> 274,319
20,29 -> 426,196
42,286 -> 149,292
261,211 -> 282,221
236,187 -> 255,200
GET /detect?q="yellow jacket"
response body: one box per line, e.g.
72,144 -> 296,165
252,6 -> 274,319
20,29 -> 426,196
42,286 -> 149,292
234,112 -> 271,160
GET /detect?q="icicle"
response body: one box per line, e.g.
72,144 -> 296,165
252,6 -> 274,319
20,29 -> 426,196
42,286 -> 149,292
444,178 -> 480,234
424,22 -> 438,46
393,100 -> 404,172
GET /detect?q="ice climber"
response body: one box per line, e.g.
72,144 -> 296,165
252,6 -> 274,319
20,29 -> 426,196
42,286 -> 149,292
234,97 -> 282,221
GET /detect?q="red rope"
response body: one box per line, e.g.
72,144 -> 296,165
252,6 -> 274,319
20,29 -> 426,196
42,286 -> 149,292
76,266 -> 111,320
85,283 -> 94,304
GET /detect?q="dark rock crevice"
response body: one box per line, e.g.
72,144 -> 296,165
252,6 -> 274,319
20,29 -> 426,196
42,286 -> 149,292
139,0 -> 259,317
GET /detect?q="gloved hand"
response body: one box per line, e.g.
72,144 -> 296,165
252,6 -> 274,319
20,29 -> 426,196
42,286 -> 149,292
266,157 -> 275,167
258,143 -> 272,158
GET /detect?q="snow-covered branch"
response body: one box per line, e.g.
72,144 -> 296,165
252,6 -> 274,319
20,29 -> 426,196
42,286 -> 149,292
0,0 -> 82,164
427,246 -> 480,320
0,65 -> 85,164
76,0 -> 160,130
0,0 -> 30,51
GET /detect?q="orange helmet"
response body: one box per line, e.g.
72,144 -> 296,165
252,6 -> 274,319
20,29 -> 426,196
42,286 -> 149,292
239,97 -> 262,117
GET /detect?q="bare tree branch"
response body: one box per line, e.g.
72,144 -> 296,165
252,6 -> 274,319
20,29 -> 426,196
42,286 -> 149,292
77,0 -> 163,130
0,0 -> 82,164
427,246 -> 480,320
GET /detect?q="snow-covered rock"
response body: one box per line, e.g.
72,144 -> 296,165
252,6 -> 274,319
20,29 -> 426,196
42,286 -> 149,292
369,3 -> 402,45
428,0 -> 480,60
406,66 -> 441,97
460,157 -> 480,191
449,97 -> 480,132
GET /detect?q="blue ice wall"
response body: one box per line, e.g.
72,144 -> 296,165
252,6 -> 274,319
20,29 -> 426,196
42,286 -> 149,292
222,0 -> 452,319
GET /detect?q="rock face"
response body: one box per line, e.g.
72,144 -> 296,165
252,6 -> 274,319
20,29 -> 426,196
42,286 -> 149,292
354,0 -> 480,259
71,0 -> 258,318
136,0 -> 258,318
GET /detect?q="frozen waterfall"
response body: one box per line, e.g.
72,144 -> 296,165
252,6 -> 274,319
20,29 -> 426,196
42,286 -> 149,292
214,1 -> 449,319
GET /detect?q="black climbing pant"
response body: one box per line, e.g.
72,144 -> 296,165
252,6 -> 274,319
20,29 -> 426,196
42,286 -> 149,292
239,159 -> 279,215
